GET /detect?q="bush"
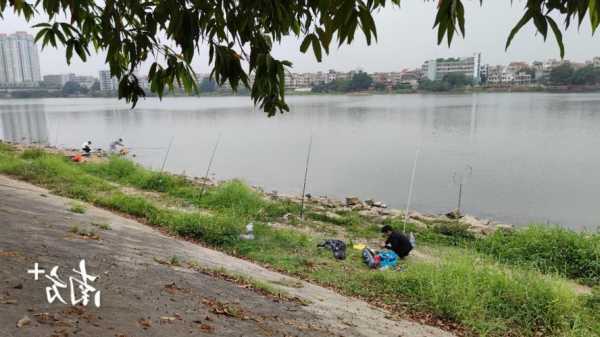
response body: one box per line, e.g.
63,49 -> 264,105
199,180 -> 267,215
333,253 -> 587,337
21,148 -> 47,160
96,193 -> 159,219
432,221 -> 475,240
477,226 -> 600,285
152,209 -> 242,246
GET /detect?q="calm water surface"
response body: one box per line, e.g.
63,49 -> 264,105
1,93 -> 599,230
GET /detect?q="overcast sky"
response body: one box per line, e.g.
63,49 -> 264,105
1,1 -> 597,77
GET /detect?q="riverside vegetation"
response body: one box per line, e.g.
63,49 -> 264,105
0,142 -> 599,337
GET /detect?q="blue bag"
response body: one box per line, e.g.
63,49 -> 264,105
377,249 -> 399,270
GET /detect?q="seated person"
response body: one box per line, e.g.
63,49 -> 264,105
380,225 -> 413,259
109,138 -> 124,154
81,141 -> 92,157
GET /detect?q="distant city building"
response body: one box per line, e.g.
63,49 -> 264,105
0,31 -> 41,87
43,74 -> 74,88
479,64 -> 489,80
507,62 -> 529,73
369,69 -> 421,89
513,72 -> 532,85
593,57 -> 600,67
98,70 -> 117,91
422,53 -> 482,83
485,64 -> 531,86
43,73 -> 97,89
71,75 -> 97,88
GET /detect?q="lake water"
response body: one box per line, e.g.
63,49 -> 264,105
1,93 -> 599,230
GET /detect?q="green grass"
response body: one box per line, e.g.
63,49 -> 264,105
0,144 -> 598,337
69,202 -> 87,214
477,226 -> 600,286
91,222 -> 111,230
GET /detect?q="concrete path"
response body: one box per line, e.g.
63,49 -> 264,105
0,175 -> 455,337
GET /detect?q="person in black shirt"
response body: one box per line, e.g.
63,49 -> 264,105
381,225 -> 413,258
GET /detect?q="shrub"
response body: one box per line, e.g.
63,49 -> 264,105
69,203 -> 87,214
432,221 -> 475,240
96,193 -> 159,219
333,253 -> 586,337
477,226 -> 600,285
21,148 -> 46,160
199,180 -> 267,216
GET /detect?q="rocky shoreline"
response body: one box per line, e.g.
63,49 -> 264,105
4,141 -> 513,236
262,189 -> 513,236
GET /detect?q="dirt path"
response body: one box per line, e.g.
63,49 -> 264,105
0,175 -> 455,337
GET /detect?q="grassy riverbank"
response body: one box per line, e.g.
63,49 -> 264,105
0,143 -> 599,337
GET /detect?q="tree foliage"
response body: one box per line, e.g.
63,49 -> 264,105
419,72 -> 472,92
1,0 -> 597,115
549,63 -> 576,85
199,77 -> 218,93
549,63 -> 600,85
347,71 -> 373,91
311,71 -> 373,92
62,81 -> 82,95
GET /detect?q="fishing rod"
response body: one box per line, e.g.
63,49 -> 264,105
452,165 -> 473,216
160,136 -> 175,173
299,134 -> 313,221
403,147 -> 421,233
200,133 -> 222,196
127,147 -> 167,150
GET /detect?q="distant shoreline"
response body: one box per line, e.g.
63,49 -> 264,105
1,85 -> 599,100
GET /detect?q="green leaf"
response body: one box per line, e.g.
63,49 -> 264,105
546,16 -> 565,58
591,0 -> 600,33
300,34 -> 312,53
311,35 -> 322,62
506,10 -> 534,50
532,12 -> 548,40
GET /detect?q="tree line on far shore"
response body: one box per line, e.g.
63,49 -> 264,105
4,62 -> 600,99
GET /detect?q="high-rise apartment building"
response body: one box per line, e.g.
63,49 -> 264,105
98,70 -> 117,91
0,32 -> 41,87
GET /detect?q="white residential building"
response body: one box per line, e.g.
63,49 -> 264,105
422,53 -> 482,83
513,72 -> 532,85
0,31 -> 41,87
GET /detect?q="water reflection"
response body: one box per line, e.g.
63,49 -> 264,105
0,104 -> 49,144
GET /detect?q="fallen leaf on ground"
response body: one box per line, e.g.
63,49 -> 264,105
199,323 -> 214,333
33,312 -> 57,324
17,316 -> 31,328
137,318 -> 152,329
0,251 -> 19,257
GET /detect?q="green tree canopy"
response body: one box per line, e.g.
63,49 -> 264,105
348,71 -> 373,91
2,0 -> 598,115
199,78 -> 218,93
443,72 -> 472,87
571,65 -> 600,85
62,81 -> 82,96
549,63 -> 575,85
90,81 -> 100,91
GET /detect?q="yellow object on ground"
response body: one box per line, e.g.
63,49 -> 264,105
352,243 -> 366,250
